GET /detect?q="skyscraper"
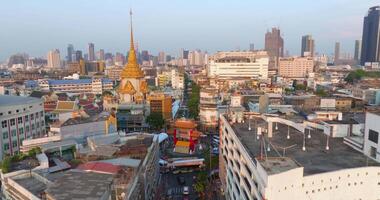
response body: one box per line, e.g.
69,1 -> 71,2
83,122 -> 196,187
265,28 -> 284,69
88,43 -> 95,61
249,43 -> 255,51
301,35 -> 315,57
67,44 -> 74,62
141,50 -> 149,62
334,42 -> 340,63
158,51 -> 166,64
47,49 -> 61,68
354,40 -> 362,64
361,6 -> 380,65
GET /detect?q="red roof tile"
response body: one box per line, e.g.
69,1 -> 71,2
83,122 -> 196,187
77,162 -> 120,174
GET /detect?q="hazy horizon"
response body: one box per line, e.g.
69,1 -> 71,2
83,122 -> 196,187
0,0 -> 378,62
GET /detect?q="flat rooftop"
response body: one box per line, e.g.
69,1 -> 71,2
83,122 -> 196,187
14,176 -> 47,198
45,170 -> 113,200
231,118 -> 380,176
0,95 -> 41,107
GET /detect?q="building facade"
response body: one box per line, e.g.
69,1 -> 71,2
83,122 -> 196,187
47,49 -> 61,68
301,35 -> 315,57
278,57 -> 314,78
361,6 -> 380,65
147,93 -> 172,120
0,95 -> 46,159
265,28 -> 284,70
207,51 -> 269,80
37,78 -> 113,94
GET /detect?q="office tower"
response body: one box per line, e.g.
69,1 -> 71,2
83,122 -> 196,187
182,50 -> 189,59
361,6 -> 380,65
189,50 -> 205,66
166,55 -> 172,63
334,42 -> 340,63
158,51 -> 166,64
115,52 -> 125,65
141,50 -> 149,61
249,43 -> 255,51
47,49 -> 61,68
88,43 -> 95,61
265,28 -> 284,69
301,35 -> 315,57
104,52 -> 113,61
84,54 -> 89,61
97,49 -> 105,60
354,40 -> 362,63
67,44 -> 74,62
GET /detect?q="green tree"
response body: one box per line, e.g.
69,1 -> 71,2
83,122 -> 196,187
316,88 -> 328,97
146,112 -> 165,130
1,157 -> 11,173
188,83 -> 200,119
194,171 -> 208,199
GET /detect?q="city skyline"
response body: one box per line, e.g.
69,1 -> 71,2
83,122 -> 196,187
0,0 -> 378,61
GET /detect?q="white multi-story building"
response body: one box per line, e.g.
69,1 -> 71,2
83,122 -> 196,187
364,112 -> 380,162
171,69 -> 184,90
207,51 -> 269,79
199,87 -> 219,127
278,57 -> 314,78
219,113 -> 380,200
37,78 -> 113,94
47,49 -> 61,68
0,95 -> 46,159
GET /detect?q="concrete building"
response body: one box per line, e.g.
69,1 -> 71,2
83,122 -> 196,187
47,49 -> 61,68
37,78 -> 113,94
105,65 -> 123,81
364,112 -> 380,162
334,42 -> 340,64
265,28 -> 284,69
207,51 -> 269,80
219,112 -> 380,200
66,44 -> 74,62
147,93 -> 172,120
199,87 -> 219,128
0,95 -> 46,159
301,35 -> 315,57
88,43 -> 95,61
354,40 -> 362,64
171,69 -> 185,89
278,57 -> 314,78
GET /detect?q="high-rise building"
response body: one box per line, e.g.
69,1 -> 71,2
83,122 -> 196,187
265,28 -> 284,69
354,40 -> 362,64
115,52 -> 125,66
67,44 -> 74,62
73,50 -> 83,62
88,43 -> 95,61
334,42 -> 340,63
249,43 -> 255,51
361,6 -> 380,65
158,51 -> 166,64
96,49 -> 105,61
47,49 -> 61,68
301,35 -> 315,57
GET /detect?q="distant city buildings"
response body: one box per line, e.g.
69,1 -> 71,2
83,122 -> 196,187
37,78 -> 113,94
207,51 -> 269,79
361,6 -> 380,65
47,49 -> 61,68
66,44 -> 74,62
249,43 -> 255,51
301,35 -> 315,57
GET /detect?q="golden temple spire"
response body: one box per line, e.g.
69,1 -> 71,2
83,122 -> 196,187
120,9 -> 144,79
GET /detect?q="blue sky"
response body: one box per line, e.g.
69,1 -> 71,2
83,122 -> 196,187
0,0 -> 378,61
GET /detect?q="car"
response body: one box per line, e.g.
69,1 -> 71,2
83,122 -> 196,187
183,186 -> 190,195
177,176 -> 186,185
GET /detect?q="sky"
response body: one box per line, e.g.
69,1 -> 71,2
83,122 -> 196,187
0,0 -> 378,62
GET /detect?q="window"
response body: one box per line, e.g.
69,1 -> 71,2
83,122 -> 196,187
19,128 -> 24,134
25,125 -> 29,132
10,119 -> 15,126
30,114 -> 34,120
4,143 -> 9,151
36,112 -> 39,118
40,111 -> 43,116
369,129 -> 379,144
32,124 -> 35,130
1,120 -> 7,128
370,146 -> 377,159
11,129 -> 17,137
25,115 -> 29,122
3,132 -> 8,139
12,141 -> 17,148
18,117 -> 22,124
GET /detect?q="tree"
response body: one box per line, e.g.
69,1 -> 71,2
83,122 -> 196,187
316,88 -> 328,97
146,112 -> 165,130
1,157 -> 11,173
188,83 -> 200,119
194,171 -> 208,199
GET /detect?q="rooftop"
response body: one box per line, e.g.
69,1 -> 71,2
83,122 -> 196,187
47,78 -> 113,85
229,117 -> 380,176
45,170 -> 113,200
0,95 -> 41,107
